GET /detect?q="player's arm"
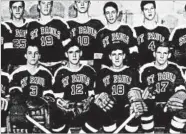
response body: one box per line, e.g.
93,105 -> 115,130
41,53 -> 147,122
94,30 -> 104,60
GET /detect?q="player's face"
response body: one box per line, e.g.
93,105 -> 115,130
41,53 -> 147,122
25,46 -> 40,65
105,6 -> 118,24
143,3 -> 156,21
109,50 -> 125,68
66,46 -> 82,65
154,47 -> 171,66
75,0 -> 90,13
38,0 -> 53,16
10,2 -> 24,20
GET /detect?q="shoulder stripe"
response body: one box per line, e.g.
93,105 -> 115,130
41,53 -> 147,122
10,65 -> 27,81
169,25 -> 186,41
53,65 -> 66,79
1,71 -> 10,81
39,65 -> 53,77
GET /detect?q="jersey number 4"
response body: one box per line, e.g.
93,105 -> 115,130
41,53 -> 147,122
71,84 -> 83,95
148,41 -> 155,51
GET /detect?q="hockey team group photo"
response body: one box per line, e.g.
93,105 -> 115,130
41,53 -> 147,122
1,0 -> 186,133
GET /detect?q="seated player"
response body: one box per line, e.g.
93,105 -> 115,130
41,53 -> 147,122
8,44 -> 55,133
139,41 -> 186,133
96,1 -> 138,69
80,43 -> 147,133
53,39 -> 97,132
134,1 -> 170,67
27,0 -> 71,74
1,71 -> 10,133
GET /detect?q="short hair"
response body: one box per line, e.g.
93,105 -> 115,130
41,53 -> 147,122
9,1 -> 25,9
140,1 -> 156,11
64,39 -> 82,52
106,43 -> 129,56
38,0 -> 53,6
155,41 -> 172,52
26,44 -> 41,53
103,1 -> 118,14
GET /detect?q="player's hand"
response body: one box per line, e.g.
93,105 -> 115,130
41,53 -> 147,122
94,92 -> 115,112
1,97 -> 8,111
130,101 -> 148,118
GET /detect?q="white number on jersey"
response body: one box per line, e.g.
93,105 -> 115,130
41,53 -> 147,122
13,39 -> 26,48
77,36 -> 89,46
30,85 -> 38,96
148,41 -> 155,51
71,84 -> 83,95
154,81 -> 169,94
41,35 -> 53,46
112,84 -> 125,95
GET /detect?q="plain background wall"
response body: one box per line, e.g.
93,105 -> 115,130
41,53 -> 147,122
1,1 -> 186,31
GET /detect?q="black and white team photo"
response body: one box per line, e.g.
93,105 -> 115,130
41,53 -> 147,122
1,0 -> 186,133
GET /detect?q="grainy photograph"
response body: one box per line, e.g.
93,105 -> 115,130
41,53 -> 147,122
1,0 -> 186,133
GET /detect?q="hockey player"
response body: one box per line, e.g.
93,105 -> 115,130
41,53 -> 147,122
134,1 -> 170,66
139,41 -> 186,133
1,23 -> 13,72
96,1 -> 138,69
27,0 -> 71,74
1,71 -> 10,133
67,0 -> 104,67
80,43 -> 147,133
5,1 -> 30,73
8,44 -> 54,133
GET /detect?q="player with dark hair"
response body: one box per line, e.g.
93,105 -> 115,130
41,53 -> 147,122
5,1 -> 32,73
27,0 -> 71,74
134,1 -> 170,66
96,1 -> 138,70
80,43 -> 147,133
67,0 -> 104,68
53,39 -> 97,132
1,71 -> 10,133
139,41 -> 186,133
8,44 -> 55,133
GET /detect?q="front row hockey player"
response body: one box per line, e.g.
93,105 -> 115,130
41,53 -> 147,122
139,41 -> 186,133
7,44 -> 56,133
53,39 -> 114,132
79,43 -> 147,133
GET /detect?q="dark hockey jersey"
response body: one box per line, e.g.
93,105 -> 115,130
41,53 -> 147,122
139,62 -> 185,102
53,64 -> 96,102
67,19 -> 104,60
96,65 -> 140,105
1,23 -> 13,69
1,71 -> 10,97
9,65 -> 53,99
134,25 -> 170,66
27,18 -> 70,62
169,25 -> 186,66
5,21 -> 28,65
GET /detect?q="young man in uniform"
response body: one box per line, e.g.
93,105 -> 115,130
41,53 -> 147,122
1,71 -> 10,133
96,2 -> 138,69
67,0 -> 104,68
27,0 -> 71,74
5,1 -> 30,73
8,44 -> 55,133
53,39 -> 96,132
139,41 -> 186,133
134,1 -> 170,67
80,43 -> 147,133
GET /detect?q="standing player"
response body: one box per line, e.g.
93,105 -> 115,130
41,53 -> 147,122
134,1 -> 170,66
8,44 -> 54,133
67,0 -> 104,67
80,43 -> 147,133
1,22 -> 13,72
96,2 -> 138,69
5,1 -> 30,73
27,0 -> 71,74
139,41 -> 186,133
1,71 -> 10,133
53,39 -> 96,132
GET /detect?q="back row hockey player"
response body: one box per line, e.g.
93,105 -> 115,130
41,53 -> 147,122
67,0 -> 104,67
96,2 -> 138,69
139,41 -> 186,133
80,43 -> 147,133
27,0 -> 71,74
8,44 -> 55,133
134,1 -> 170,67
5,1 -> 31,73
1,71 -> 10,133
